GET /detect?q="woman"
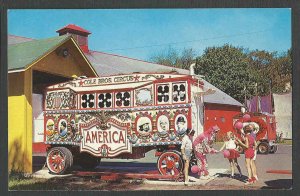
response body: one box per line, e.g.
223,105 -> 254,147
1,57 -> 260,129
236,125 -> 258,184
181,128 -> 195,185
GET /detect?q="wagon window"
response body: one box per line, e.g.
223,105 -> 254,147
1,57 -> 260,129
157,84 -> 170,103
81,93 -> 95,108
172,83 -> 186,103
98,93 -> 112,108
115,91 -> 131,107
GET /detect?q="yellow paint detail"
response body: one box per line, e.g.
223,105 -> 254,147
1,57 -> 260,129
8,70 -> 32,173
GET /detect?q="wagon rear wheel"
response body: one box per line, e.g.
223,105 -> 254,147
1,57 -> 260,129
157,151 -> 183,176
46,147 -> 73,175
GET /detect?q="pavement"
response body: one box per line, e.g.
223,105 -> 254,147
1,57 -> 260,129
32,143 -> 292,189
32,167 -> 228,186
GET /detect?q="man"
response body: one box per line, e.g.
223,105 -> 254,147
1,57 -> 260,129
181,128 -> 195,185
139,122 -> 150,132
158,116 -> 169,135
59,121 -> 68,137
176,116 -> 187,135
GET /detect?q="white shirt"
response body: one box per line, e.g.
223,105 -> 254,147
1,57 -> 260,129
181,135 -> 193,150
225,139 -> 237,150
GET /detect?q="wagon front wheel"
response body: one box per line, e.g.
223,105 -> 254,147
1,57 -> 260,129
46,147 -> 73,175
157,151 -> 183,176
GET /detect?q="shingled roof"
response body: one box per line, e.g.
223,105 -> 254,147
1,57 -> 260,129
8,35 -> 70,71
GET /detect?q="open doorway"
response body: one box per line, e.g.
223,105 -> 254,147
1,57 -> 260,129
32,70 -> 70,154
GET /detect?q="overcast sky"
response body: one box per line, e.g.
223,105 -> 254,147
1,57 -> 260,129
8,9 -> 291,61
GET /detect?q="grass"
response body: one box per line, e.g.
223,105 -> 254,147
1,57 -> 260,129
8,172 -> 139,191
282,139 -> 292,145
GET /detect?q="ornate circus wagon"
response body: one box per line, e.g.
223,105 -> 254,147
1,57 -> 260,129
43,71 -> 211,175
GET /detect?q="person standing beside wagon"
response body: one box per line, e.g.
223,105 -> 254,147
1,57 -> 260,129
181,128 -> 195,185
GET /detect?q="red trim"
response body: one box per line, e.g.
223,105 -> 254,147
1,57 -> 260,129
266,170 -> 292,175
33,142 -> 47,153
56,24 -> 91,35
153,76 -> 192,84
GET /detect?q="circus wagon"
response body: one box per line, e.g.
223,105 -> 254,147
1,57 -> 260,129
43,71 -> 213,175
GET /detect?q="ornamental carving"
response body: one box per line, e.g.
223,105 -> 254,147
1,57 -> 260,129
46,91 -> 72,109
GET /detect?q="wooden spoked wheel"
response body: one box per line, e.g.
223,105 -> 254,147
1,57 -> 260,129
46,147 -> 73,175
157,151 -> 183,176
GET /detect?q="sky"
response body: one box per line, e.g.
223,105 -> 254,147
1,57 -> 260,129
8,9 -> 291,61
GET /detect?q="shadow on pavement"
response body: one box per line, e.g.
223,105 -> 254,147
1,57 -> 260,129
33,156 -> 46,172
214,173 -> 247,182
261,179 -> 292,189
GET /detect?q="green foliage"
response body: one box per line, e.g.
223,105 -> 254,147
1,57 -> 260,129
149,46 -> 196,69
195,44 -> 257,103
149,44 -> 292,103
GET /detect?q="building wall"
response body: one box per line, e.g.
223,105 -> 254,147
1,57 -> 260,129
204,103 -> 241,141
8,70 -> 33,173
273,92 -> 292,139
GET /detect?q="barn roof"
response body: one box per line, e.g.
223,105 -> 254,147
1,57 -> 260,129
8,35 -> 70,71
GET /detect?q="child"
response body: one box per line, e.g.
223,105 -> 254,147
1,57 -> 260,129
219,131 -> 242,178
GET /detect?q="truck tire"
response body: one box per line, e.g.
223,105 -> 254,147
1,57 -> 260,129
258,142 -> 269,154
269,145 -> 278,154
46,147 -> 73,175
75,153 -> 101,170
157,150 -> 183,176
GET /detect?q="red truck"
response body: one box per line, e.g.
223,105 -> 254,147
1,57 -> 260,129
233,112 -> 278,154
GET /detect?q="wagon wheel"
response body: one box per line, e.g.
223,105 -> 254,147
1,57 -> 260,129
157,151 -> 183,176
46,147 -> 73,175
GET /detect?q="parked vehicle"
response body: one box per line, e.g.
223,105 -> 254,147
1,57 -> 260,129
233,112 -> 278,154
43,71 -> 211,175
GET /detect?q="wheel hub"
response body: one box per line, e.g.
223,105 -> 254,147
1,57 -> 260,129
166,159 -> 175,169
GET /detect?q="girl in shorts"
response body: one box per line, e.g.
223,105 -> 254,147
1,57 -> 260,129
219,131 -> 242,178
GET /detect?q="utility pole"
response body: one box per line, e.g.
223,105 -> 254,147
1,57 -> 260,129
255,83 -> 258,113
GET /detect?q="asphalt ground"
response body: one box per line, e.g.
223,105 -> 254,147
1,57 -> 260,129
32,143 -> 292,190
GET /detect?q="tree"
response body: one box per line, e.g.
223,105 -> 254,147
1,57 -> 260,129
195,44 -> 258,104
149,47 -> 197,69
247,49 -> 292,94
